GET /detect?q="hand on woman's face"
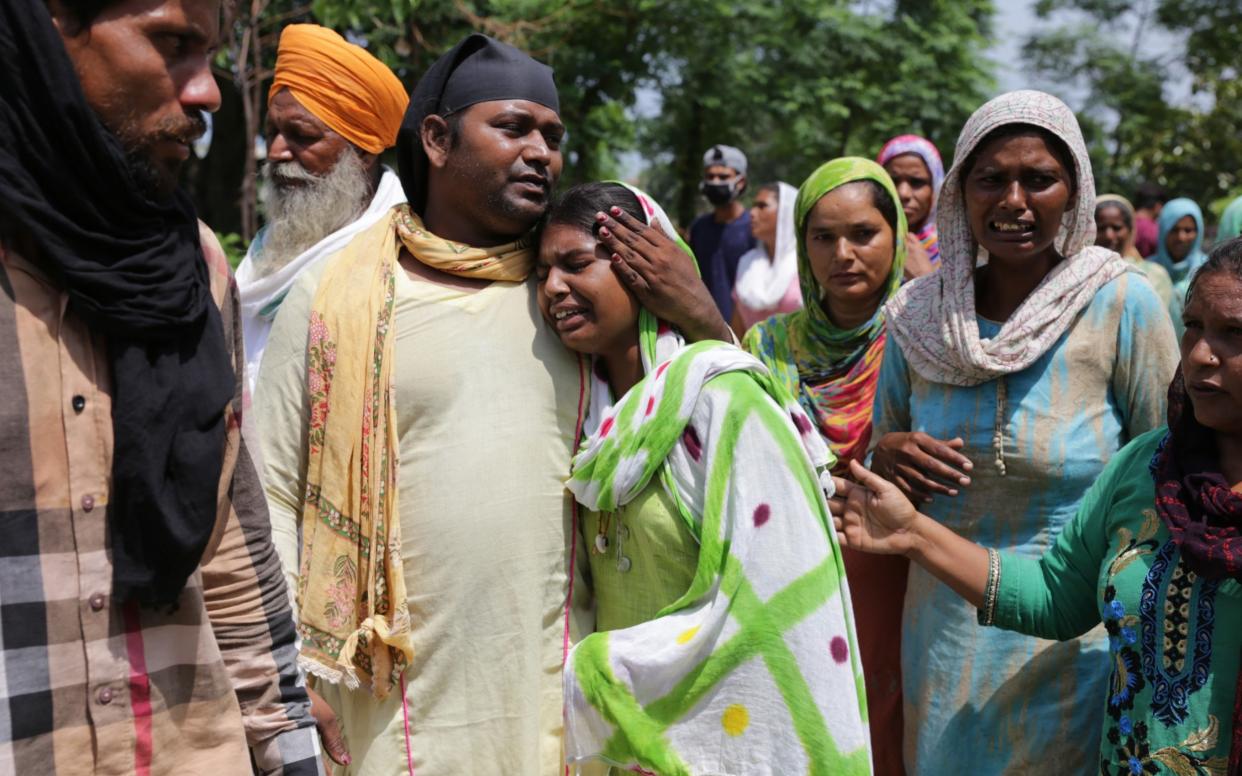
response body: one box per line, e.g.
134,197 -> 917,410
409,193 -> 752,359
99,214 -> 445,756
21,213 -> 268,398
1094,205 -> 1132,254
535,222 -> 640,356
749,189 -> 779,247
963,133 -> 1073,265
1181,271 -> 1242,434
805,182 -> 895,328
1166,215 -> 1199,261
884,154 -> 935,231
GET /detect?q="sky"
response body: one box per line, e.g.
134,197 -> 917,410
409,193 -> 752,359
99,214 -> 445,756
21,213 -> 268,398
986,0 -> 1190,100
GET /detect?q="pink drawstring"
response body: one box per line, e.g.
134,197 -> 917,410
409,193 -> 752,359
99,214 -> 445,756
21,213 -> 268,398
561,355 -> 589,776
400,672 -> 415,775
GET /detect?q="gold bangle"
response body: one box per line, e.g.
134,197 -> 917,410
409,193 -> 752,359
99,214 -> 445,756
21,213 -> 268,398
981,548 -> 1001,626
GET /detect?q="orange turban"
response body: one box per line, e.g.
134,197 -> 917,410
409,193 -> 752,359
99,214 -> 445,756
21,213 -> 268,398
270,24 -> 408,155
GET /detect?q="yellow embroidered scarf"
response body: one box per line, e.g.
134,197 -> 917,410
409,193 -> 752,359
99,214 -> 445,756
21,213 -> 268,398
297,209 -> 533,697
394,204 -> 534,281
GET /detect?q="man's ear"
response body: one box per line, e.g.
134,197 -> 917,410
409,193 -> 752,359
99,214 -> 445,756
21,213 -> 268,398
46,0 -> 84,38
360,149 -> 382,184
422,114 -> 452,170
737,174 -> 748,196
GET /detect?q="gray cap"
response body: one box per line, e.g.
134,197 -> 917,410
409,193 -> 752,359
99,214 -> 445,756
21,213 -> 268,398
702,144 -> 747,176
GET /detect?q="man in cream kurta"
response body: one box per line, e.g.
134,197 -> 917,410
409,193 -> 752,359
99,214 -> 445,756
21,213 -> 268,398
257,33 -> 727,775
261,237 -> 584,773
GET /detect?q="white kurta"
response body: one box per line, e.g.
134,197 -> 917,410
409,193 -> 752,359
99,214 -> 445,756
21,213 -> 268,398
257,236 -> 592,775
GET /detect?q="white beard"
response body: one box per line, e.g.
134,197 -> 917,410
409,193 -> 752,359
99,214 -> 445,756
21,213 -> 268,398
254,152 -> 372,278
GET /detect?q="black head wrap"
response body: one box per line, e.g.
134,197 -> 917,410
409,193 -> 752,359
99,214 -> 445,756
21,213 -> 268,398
0,0 -> 234,606
397,33 -> 560,215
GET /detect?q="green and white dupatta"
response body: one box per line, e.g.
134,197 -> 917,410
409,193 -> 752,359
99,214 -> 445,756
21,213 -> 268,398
564,186 -> 873,775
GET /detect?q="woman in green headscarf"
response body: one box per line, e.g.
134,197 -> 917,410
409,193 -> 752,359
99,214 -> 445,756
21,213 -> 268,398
743,157 -> 908,775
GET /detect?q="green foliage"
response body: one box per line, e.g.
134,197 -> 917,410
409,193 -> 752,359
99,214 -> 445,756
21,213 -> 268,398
1157,0 -> 1242,82
205,1 -> 995,232
638,0 -> 996,225
215,231 -> 248,269
197,0 -> 1235,243
1022,0 -> 1242,220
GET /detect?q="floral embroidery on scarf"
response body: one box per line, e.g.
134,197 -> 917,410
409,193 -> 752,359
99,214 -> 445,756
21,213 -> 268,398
306,313 -> 336,455
324,555 -> 358,631
295,221 -> 412,696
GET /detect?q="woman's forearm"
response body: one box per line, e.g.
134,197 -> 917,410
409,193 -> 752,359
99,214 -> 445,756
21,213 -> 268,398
906,514 -> 990,609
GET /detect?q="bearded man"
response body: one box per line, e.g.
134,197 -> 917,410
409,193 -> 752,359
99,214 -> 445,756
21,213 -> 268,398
257,33 -> 727,775
0,0 -> 321,774
236,24 -> 408,395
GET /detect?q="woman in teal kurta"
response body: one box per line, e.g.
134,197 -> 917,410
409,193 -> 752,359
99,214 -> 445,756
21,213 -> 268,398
831,237 -> 1242,773
869,91 -> 1180,772
984,425 -> 1240,774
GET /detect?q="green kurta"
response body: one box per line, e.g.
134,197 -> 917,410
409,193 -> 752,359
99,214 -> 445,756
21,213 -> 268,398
985,427 -> 1241,774
584,482 -> 698,632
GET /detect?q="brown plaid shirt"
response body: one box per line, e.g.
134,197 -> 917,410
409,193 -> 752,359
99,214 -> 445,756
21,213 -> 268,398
0,225 -> 322,775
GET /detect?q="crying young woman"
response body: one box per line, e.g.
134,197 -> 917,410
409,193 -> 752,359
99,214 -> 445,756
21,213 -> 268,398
535,182 -> 874,775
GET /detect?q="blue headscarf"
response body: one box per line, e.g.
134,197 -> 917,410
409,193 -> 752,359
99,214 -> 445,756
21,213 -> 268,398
1149,197 -> 1208,285
1149,197 -> 1208,336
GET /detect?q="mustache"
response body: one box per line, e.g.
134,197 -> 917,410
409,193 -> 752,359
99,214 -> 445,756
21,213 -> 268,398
511,162 -> 551,189
152,110 -> 208,146
264,160 -> 322,186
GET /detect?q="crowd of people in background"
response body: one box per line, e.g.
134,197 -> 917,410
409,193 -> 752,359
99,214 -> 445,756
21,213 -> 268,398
1,0 -> 1240,774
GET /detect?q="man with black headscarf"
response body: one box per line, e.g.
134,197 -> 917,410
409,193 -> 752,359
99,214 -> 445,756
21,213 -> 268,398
257,33 -> 727,775
0,0 -> 322,773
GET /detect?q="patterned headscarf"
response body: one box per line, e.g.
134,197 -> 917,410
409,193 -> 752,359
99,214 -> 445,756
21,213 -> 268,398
1150,197 -> 1208,286
744,158 -> 907,471
878,134 -> 945,266
885,90 -> 1130,387
1151,369 -> 1242,580
575,182 -> 700,440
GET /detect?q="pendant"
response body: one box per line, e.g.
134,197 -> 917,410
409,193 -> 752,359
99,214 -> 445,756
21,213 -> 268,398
595,533 -> 609,554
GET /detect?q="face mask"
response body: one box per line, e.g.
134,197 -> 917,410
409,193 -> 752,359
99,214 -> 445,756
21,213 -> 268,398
701,178 -> 739,206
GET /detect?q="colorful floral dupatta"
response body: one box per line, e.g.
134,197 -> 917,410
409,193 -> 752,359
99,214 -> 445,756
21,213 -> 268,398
296,209 -> 534,697
563,187 -> 871,776
744,158 -> 907,473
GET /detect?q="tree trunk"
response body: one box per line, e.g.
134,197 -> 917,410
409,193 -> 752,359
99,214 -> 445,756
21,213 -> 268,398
186,73 -> 247,236
677,94 -> 705,228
